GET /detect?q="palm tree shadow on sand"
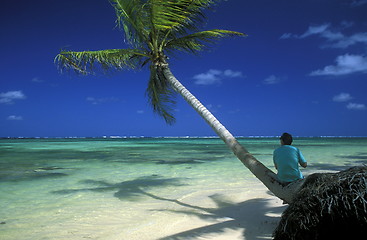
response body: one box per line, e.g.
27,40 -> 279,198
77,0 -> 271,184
52,176 -> 286,240
154,192 -> 287,240
51,175 -> 185,201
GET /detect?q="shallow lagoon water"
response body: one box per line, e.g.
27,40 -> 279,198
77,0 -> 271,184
1,137 -> 366,239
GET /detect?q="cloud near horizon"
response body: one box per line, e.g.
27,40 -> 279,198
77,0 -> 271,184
280,24 -> 330,40
31,77 -> 44,83
280,22 -> 367,49
0,90 -> 26,104
281,22 -> 367,76
193,69 -> 243,85
351,0 -> 367,7
310,54 -> 367,76
333,93 -> 353,102
7,115 -> 23,121
332,93 -> 366,111
263,75 -> 283,85
347,103 -> 367,110
86,96 -> 119,105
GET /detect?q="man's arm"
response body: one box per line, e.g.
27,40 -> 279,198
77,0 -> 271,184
300,161 -> 307,168
298,149 -> 307,168
273,151 -> 278,170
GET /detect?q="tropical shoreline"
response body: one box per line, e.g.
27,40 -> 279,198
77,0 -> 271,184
1,137 -> 366,239
1,135 -> 367,140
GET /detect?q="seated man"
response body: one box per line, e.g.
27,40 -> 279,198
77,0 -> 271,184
273,133 -> 307,185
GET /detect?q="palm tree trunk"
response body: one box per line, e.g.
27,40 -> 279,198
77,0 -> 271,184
162,66 -> 303,203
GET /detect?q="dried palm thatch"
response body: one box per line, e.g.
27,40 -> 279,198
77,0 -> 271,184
273,166 -> 367,240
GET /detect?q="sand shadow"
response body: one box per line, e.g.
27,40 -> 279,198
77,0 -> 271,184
306,153 -> 367,173
335,152 -> 367,165
143,191 -> 287,240
51,175 -> 185,201
307,163 -> 348,172
52,176 -> 286,239
1,168 -> 69,182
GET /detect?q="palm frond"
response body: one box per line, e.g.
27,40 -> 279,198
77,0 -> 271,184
146,64 -> 177,125
110,0 -> 150,49
111,0 -> 222,45
110,0 -> 149,48
166,29 -> 245,54
55,49 -> 148,74
151,0 -> 220,33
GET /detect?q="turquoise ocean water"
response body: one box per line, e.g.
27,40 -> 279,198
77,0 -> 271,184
1,137 -> 366,239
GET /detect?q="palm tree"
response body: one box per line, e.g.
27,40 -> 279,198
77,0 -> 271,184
55,0 -> 302,203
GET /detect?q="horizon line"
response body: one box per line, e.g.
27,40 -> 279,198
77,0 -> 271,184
1,135 -> 367,139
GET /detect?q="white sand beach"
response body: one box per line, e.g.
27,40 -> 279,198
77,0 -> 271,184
1,177 -> 286,240
37,181 -> 285,240
140,184 -> 287,240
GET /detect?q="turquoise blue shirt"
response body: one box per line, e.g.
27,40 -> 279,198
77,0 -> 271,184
273,145 -> 307,183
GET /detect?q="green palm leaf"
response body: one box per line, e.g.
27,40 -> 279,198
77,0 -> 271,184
146,64 -> 176,125
111,0 -> 221,46
55,49 -> 148,74
166,29 -> 245,54
151,0 -> 204,31
111,0 -> 151,49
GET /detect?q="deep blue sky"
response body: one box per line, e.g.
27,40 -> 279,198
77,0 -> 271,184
1,0 -> 367,137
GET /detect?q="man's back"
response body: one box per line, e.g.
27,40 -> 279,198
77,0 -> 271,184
273,145 -> 307,183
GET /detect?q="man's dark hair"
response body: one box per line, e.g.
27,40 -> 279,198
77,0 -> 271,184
280,132 -> 293,145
